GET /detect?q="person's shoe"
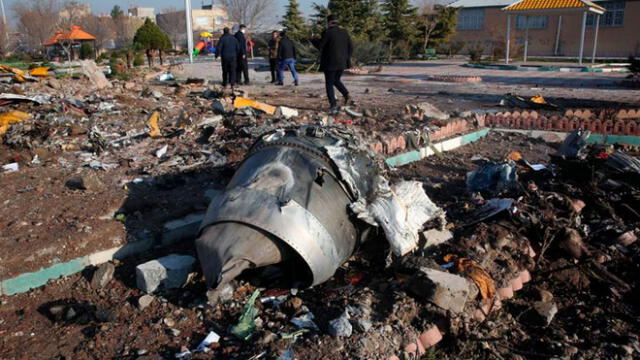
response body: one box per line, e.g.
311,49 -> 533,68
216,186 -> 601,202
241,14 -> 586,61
244,81 -> 250,85
343,94 -> 352,106
330,106 -> 339,115
270,80 -> 276,83
294,81 -> 299,86
275,82 -> 283,86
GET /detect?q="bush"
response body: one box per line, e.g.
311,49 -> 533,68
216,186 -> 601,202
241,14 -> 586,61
133,53 -> 145,67
353,40 -> 387,66
467,43 -> 485,62
80,43 -> 94,59
436,40 -> 464,57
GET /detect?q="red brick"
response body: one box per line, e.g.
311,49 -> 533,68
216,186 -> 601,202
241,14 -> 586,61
625,121 -> 637,136
510,276 -> 523,291
614,120 -> 625,135
419,326 -> 443,348
497,285 -> 514,299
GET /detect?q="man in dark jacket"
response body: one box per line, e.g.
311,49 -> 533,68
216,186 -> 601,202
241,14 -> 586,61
315,15 -> 353,110
267,31 -> 280,83
234,24 -> 250,85
276,31 -> 299,86
216,27 -> 240,87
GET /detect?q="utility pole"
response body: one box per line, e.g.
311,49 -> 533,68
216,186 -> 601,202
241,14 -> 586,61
185,0 -> 194,63
0,0 -> 8,42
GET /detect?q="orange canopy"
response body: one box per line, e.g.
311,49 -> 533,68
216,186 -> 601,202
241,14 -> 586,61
43,26 -> 96,46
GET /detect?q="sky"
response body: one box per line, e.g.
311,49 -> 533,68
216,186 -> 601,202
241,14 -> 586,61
2,0 -> 326,20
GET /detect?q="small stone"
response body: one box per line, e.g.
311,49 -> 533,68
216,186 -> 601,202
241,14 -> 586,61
163,317 -> 175,327
66,172 -> 105,191
328,310 -> 352,337
259,331 -> 277,345
532,301 -> 558,326
91,263 -> 115,288
138,295 -> 155,310
565,346 -> 579,356
537,289 -> 554,303
167,328 -> 181,336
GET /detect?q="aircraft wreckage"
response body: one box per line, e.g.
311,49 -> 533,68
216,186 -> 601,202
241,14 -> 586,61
196,125 -> 445,291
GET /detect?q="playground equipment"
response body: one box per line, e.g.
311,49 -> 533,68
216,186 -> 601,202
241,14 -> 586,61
193,32 -> 215,56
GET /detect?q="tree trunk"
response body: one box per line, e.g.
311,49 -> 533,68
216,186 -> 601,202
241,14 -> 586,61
159,49 -> 163,65
146,49 -> 151,67
126,50 -> 133,69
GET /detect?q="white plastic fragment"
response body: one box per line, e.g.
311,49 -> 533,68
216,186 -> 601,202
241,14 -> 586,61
276,106 -> 299,119
196,331 -> 221,352
2,162 -> 19,172
156,144 -> 168,158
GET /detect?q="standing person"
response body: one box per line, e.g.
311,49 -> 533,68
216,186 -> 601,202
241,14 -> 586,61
276,31 -> 299,86
315,15 -> 353,111
234,24 -> 250,85
268,31 -> 280,83
216,27 -> 240,88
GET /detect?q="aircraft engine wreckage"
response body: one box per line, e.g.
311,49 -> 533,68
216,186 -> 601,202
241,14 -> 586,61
196,125 -> 445,291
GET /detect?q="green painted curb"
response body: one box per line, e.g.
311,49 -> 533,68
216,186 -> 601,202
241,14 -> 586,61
1,258 -> 87,295
587,133 -> 640,146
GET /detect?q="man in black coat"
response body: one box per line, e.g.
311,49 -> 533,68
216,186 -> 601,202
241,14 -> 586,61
216,27 -> 240,88
276,31 -> 299,86
234,24 -> 250,85
315,15 -> 353,110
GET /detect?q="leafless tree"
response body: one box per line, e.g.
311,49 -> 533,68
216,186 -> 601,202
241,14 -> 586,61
0,19 -> 13,57
12,0 -> 62,50
79,15 -> 115,52
157,7 -> 186,50
417,0 -> 439,51
114,16 -> 144,48
220,0 -> 275,28
58,0 -> 90,28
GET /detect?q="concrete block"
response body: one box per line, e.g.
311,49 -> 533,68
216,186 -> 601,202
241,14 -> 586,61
135,254 -> 196,293
411,268 -> 470,314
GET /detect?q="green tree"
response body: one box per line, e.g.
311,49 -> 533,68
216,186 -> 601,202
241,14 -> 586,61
133,18 -> 172,66
281,0 -> 309,41
313,0 -> 384,41
111,5 -> 124,20
382,0 -> 418,59
80,42 -> 94,59
428,6 -> 459,48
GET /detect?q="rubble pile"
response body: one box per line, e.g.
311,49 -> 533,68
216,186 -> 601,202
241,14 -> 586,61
0,63 -> 639,359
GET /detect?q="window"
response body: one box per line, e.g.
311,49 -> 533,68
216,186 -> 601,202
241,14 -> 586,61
516,15 -> 548,29
215,16 -> 225,25
457,9 -> 484,30
587,1 -> 625,27
195,17 -> 209,26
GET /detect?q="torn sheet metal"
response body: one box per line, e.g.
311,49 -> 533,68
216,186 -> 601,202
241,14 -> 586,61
352,181 -> 445,256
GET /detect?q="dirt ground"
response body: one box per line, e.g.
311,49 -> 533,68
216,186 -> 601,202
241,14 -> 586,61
1,60 -> 639,359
